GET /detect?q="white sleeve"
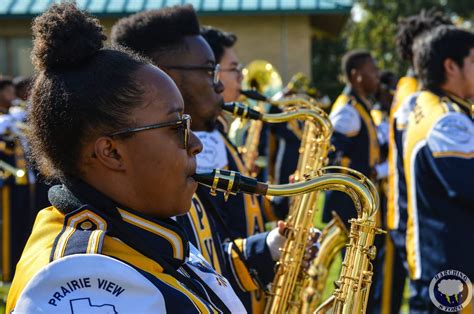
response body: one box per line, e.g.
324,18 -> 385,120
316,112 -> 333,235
329,105 -> 361,136
427,112 -> 474,157
13,254 -> 167,314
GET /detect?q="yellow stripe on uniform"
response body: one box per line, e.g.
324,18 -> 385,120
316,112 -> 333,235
188,196 -> 222,274
223,136 -> 265,236
354,103 -> 380,167
117,208 -> 184,260
2,185 -> 11,281
53,209 -> 108,260
404,91 -> 447,279
158,273 -> 218,314
387,77 -> 418,230
381,235 -> 395,314
228,239 -> 258,292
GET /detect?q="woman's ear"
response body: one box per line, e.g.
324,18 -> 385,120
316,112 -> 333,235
93,137 -> 126,171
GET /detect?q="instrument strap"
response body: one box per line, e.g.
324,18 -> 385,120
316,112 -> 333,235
197,190 -> 268,292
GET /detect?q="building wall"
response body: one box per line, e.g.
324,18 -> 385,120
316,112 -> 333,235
0,14 -> 311,83
199,15 -> 311,83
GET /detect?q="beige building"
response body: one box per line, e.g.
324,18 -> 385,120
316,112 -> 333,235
0,0 -> 351,83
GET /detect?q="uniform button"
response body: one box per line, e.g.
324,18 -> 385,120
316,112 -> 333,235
80,221 -> 93,230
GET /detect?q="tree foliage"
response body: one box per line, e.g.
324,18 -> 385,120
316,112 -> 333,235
312,0 -> 473,99
345,0 -> 474,74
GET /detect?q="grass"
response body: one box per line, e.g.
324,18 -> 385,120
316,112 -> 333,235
313,193 -> 410,313
0,282 -> 9,314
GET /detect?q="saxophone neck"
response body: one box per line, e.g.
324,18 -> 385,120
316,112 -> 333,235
194,167 -> 379,219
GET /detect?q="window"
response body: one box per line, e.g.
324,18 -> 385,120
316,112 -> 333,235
0,37 -> 34,77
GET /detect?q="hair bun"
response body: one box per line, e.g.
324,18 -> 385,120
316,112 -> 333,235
31,3 -> 106,71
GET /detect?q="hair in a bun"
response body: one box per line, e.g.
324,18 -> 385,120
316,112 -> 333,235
28,3 -> 150,180
31,3 -> 106,71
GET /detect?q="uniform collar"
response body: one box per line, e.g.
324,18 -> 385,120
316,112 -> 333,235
49,179 -> 189,267
343,85 -> 372,112
445,93 -> 473,118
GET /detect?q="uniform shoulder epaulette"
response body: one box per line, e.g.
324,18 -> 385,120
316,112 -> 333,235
50,206 -> 108,262
427,112 -> 474,159
330,97 -> 361,137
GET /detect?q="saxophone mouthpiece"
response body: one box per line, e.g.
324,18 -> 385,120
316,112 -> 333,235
192,169 -> 268,197
240,89 -> 268,102
222,102 -> 262,120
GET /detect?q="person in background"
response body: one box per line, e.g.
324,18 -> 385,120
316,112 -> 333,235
323,50 -> 381,226
12,76 -> 32,107
405,25 -> 474,313
0,76 -> 31,282
386,10 -> 452,313
0,78 -> 15,113
201,26 -> 243,104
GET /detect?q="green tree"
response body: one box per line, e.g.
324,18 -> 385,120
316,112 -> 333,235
345,0 -> 474,74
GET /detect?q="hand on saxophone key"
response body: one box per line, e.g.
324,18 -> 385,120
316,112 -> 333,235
267,221 -> 321,265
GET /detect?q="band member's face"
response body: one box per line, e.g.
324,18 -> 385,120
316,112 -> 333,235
167,35 -> 224,132
460,48 -> 474,99
359,58 -> 380,96
220,47 -> 243,102
118,65 -> 202,217
0,85 -> 15,109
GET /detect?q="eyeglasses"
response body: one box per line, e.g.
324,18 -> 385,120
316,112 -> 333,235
163,64 -> 221,85
220,64 -> 244,74
108,114 -> 191,149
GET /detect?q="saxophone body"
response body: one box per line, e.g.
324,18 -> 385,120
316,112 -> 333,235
223,101 -> 334,313
193,166 -> 383,314
301,212 -> 348,313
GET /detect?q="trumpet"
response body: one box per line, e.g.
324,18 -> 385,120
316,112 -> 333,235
194,166 -> 384,313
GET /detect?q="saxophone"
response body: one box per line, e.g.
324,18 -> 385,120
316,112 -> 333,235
222,101 -> 332,312
301,211 -> 349,313
193,166 -> 383,314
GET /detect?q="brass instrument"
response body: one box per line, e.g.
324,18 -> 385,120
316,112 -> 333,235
301,212 -> 349,313
232,60 -> 282,173
0,160 -> 26,180
194,167 -> 383,314
223,100 -> 333,312
0,118 -> 28,184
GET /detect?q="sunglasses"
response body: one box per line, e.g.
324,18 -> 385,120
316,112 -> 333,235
108,114 -> 191,149
163,64 -> 221,85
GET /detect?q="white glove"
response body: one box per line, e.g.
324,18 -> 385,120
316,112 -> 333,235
266,227 -> 286,261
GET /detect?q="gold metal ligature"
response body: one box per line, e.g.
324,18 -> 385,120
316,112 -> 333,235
194,167 -> 384,314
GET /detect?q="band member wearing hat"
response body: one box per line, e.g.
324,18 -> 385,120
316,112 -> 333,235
7,4 -> 246,312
